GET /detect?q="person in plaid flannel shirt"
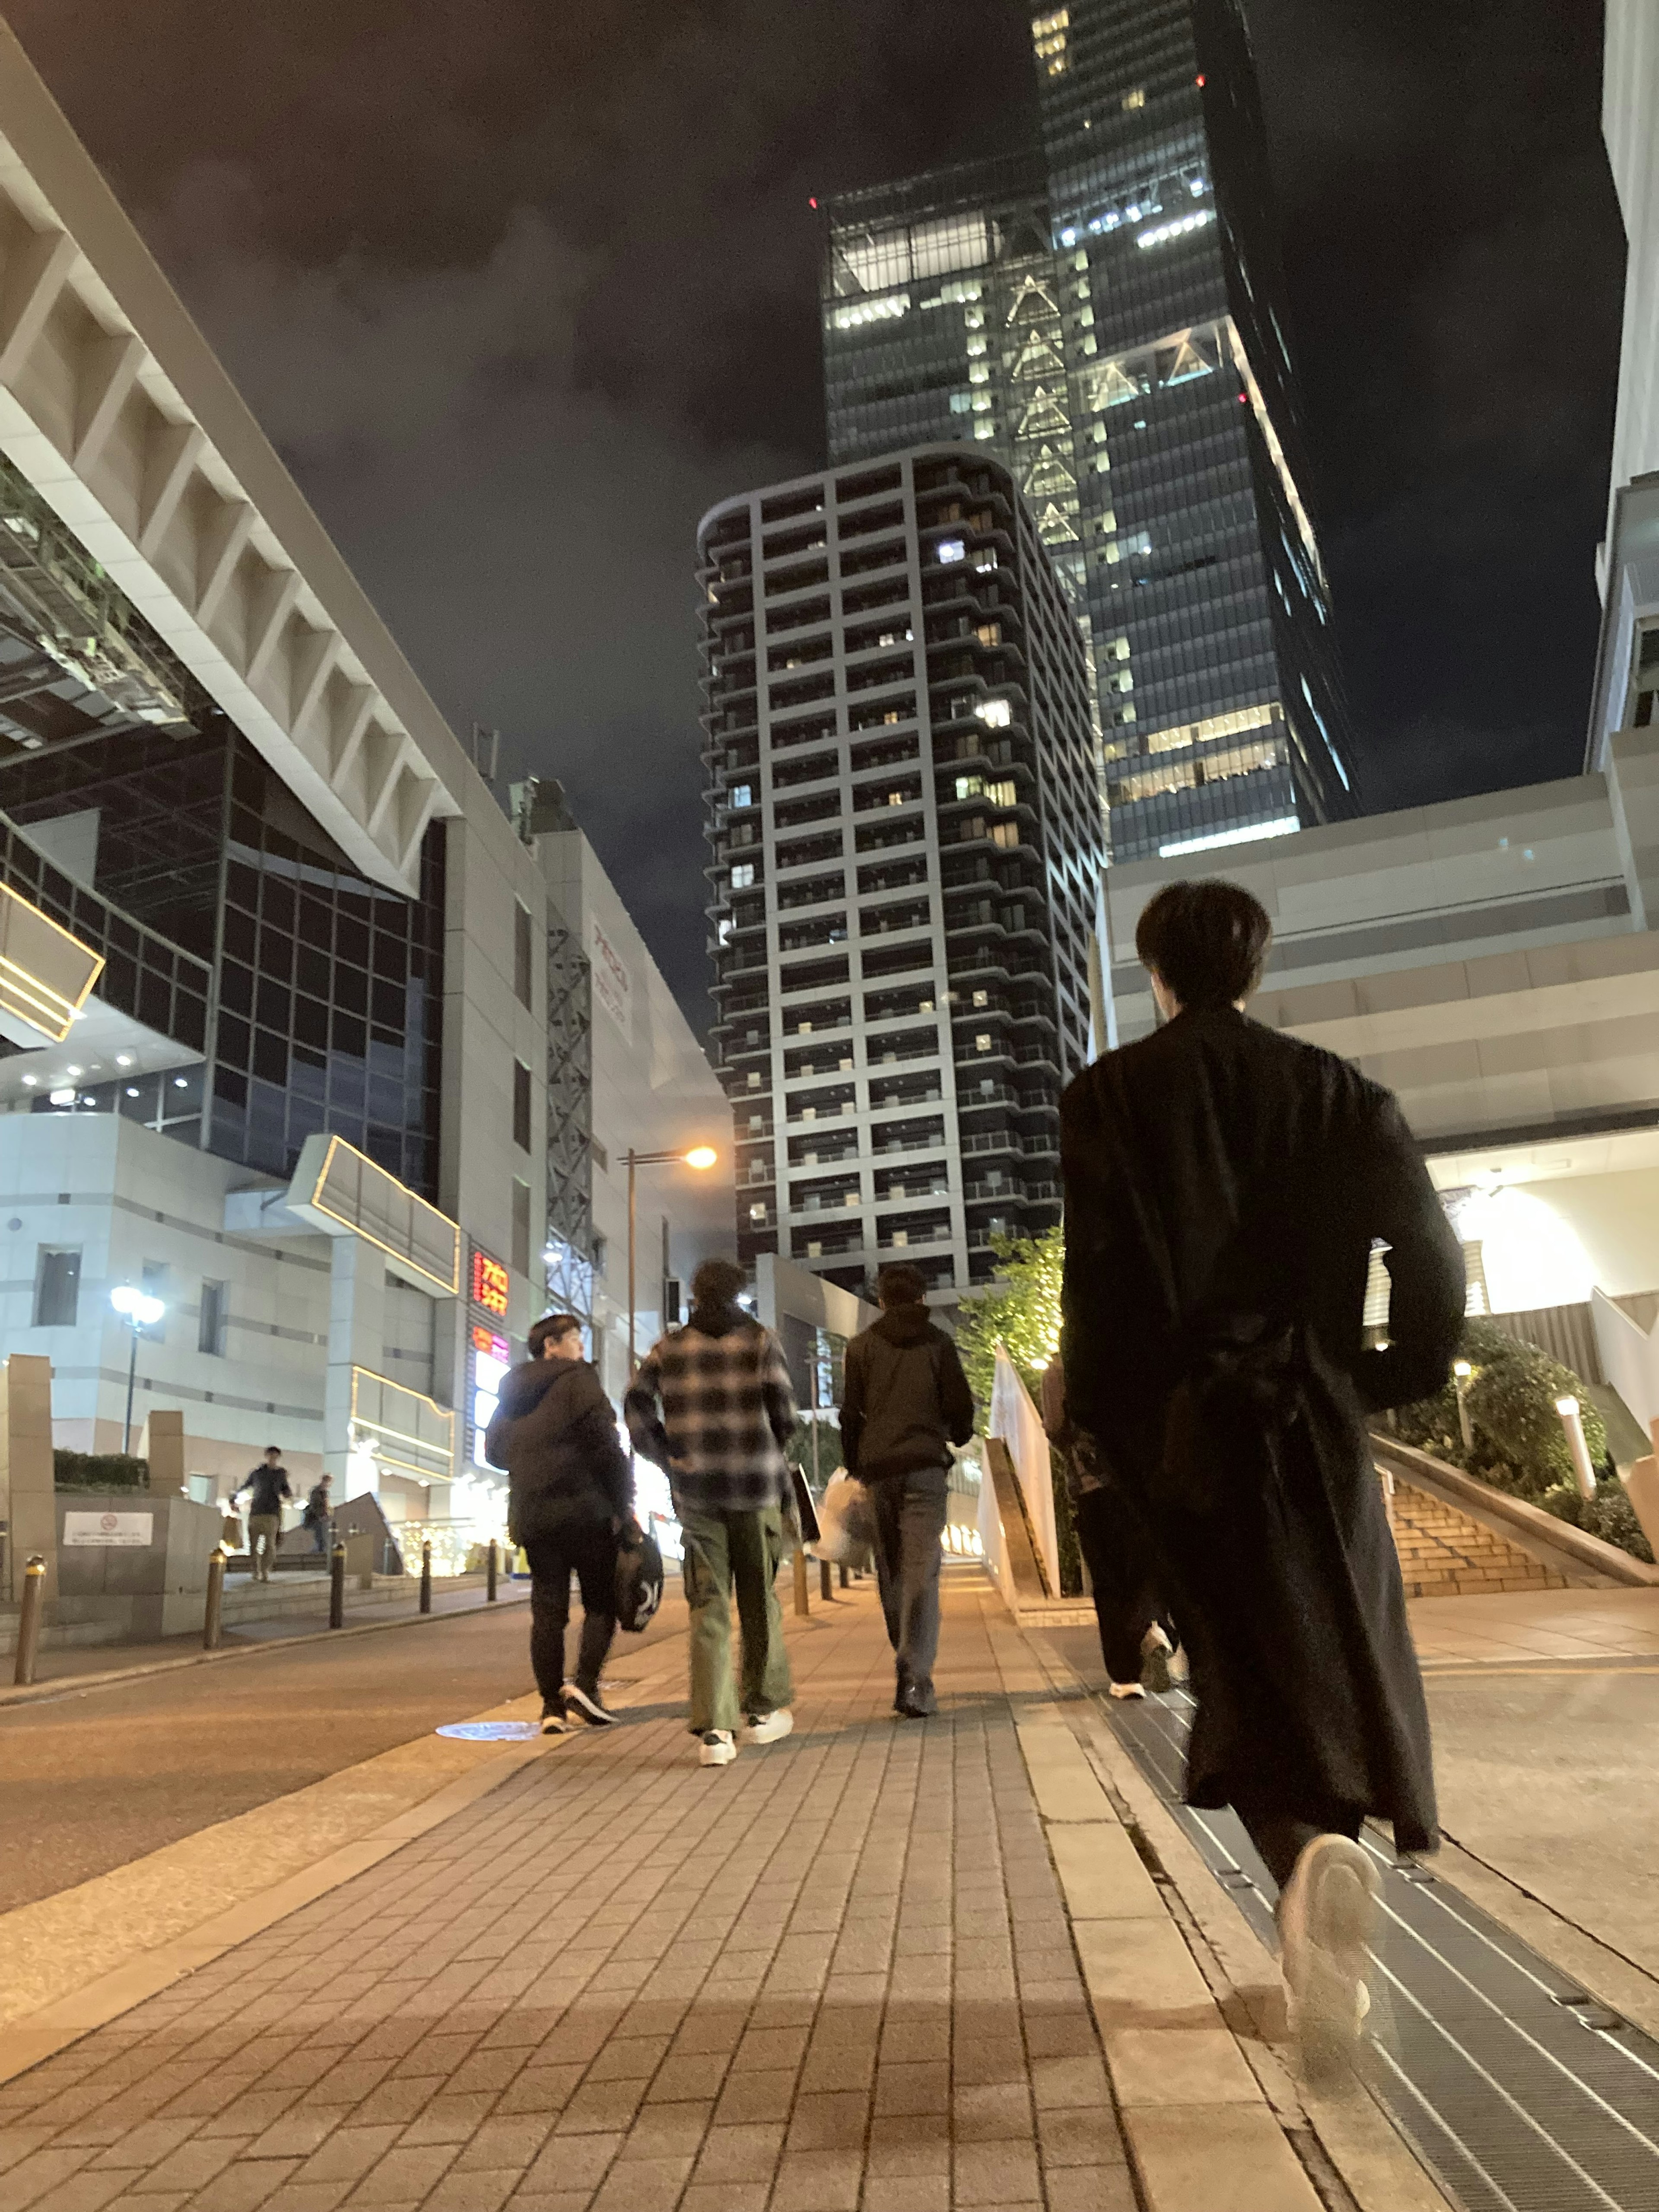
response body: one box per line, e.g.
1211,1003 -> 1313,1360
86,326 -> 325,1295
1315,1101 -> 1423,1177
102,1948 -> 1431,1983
626,1257 -> 798,1766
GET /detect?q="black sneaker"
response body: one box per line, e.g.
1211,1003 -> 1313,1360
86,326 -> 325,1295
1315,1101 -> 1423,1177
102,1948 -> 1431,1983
565,1683 -> 616,1728
540,1702 -> 570,1735
897,1681 -> 937,1719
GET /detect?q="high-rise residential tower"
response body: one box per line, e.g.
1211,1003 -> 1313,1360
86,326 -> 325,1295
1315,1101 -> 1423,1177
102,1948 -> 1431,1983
822,0 -> 1355,864
699,448 -> 1106,1298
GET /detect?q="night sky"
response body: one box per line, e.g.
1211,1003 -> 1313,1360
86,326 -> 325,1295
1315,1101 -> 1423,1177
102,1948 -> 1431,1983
5,0 -> 1624,1028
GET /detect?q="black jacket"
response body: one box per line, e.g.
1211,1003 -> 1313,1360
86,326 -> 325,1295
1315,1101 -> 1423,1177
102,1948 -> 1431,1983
839,1305 -> 975,1481
483,1358 -> 633,1546
1061,1004 -> 1465,1852
238,1465 -> 291,1517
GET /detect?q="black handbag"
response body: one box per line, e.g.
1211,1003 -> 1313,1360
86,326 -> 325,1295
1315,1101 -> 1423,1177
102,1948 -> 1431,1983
614,1523 -> 664,1634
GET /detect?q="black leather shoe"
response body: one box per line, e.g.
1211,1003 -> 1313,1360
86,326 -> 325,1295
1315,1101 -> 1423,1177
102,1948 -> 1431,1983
897,1682 -> 937,1719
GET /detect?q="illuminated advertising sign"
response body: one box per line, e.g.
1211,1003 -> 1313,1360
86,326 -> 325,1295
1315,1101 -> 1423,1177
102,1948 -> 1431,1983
470,1322 -> 511,1469
470,1247 -> 509,1317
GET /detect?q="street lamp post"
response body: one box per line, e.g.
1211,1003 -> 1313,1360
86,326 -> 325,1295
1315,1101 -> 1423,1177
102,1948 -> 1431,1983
109,1285 -> 165,1454
1554,1395 -> 1599,1500
625,1146 -> 718,1377
1452,1360 -> 1475,1454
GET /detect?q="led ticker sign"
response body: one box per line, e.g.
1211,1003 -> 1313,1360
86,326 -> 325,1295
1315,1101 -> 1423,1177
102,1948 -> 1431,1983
470,1248 -> 509,1318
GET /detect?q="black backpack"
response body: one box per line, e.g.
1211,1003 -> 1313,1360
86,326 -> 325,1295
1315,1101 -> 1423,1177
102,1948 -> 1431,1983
615,1524 -> 664,1634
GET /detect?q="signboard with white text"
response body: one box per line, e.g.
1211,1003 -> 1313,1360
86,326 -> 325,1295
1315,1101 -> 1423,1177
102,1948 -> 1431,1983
64,1511 -> 154,1548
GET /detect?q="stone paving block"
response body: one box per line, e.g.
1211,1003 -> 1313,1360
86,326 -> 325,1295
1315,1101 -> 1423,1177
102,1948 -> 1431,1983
950,2136 -> 1043,2205
1122,2105 -> 1325,2212
1074,1918 -> 1216,2031
1043,2166 -> 1140,2211
862,2177 -> 951,2212
689,2120 -> 785,2185
769,2145 -> 864,2211
0,1578 -> 1344,2212
186,2157 -> 301,2212
519,2130 -> 624,2194
1105,2027 -> 1262,2109
711,2066 -> 797,2125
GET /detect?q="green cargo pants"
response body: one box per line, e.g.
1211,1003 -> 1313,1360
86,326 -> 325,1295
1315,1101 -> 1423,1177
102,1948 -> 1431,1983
677,1500 -> 794,1735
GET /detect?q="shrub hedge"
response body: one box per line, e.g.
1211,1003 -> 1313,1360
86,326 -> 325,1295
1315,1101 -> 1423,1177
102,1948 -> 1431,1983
1389,1319 -> 1651,1561
53,1448 -> 147,1491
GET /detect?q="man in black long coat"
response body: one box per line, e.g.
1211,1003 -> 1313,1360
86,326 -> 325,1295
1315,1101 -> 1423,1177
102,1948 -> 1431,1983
1060,878 -> 1464,2074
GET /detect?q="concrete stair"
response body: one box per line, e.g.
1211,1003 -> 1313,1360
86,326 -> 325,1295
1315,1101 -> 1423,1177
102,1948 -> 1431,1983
1389,1479 -> 1570,1598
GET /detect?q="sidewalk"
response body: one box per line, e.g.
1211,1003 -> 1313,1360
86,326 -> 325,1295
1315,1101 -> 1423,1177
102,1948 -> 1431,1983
0,1567 -> 1361,2212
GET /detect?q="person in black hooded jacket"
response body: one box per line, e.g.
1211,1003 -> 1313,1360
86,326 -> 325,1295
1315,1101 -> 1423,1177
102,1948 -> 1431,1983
484,1312 -> 633,1733
839,1264 -> 975,1717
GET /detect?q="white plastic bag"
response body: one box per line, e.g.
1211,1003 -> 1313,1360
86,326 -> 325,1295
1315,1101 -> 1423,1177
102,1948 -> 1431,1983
813,1469 -> 874,1564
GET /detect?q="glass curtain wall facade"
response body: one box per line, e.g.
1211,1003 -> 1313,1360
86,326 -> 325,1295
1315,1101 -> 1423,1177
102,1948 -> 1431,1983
821,0 -> 1355,863
0,452 -> 445,1197
699,447 -> 1105,1298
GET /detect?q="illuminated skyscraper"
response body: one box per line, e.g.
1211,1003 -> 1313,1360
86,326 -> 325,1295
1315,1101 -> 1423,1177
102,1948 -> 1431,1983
699,448 -> 1106,1296
823,0 -> 1356,863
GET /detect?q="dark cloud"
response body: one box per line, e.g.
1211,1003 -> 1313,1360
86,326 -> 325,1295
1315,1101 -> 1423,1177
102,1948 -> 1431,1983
3,0 -> 1624,1013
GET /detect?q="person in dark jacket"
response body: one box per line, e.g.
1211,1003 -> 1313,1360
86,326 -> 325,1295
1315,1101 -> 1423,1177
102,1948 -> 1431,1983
302,1475 -> 334,1557
1060,879 -> 1464,2075
485,1312 -> 633,1734
839,1264 -> 976,1718
231,1448 -> 292,1582
1039,1356 -> 1174,1698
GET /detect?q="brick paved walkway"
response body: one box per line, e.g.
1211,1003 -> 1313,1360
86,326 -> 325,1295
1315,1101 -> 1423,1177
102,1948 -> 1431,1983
0,1568 -> 1317,2212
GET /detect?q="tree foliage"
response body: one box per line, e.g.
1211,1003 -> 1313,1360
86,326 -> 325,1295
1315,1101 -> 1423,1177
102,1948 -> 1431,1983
954,1226 -> 1064,1414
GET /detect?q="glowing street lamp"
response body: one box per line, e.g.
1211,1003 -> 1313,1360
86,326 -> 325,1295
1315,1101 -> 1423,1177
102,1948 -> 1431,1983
625,1146 -> 719,1377
1554,1395 -> 1598,1501
110,1284 -> 165,1455
1452,1359 -> 1474,1453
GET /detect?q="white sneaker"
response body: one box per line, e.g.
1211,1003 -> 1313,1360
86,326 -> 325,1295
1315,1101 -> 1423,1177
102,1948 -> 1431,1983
1109,1681 -> 1146,1700
699,1729 -> 737,1767
1277,1834 -> 1380,2079
1140,1626 -> 1173,1696
745,1708 -> 794,1745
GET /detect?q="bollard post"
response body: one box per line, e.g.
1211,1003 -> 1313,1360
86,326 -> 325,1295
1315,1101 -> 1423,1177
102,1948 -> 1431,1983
13,1553 -> 45,1686
793,1545 -> 810,1618
329,1540 -> 346,1629
820,1557 -> 833,1603
420,1539 -> 433,1614
486,1538 -> 498,1602
203,1545 -> 226,1650
839,1563 -> 849,1590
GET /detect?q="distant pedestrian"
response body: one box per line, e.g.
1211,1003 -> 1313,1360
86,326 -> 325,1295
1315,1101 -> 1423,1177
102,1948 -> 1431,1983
839,1264 -> 975,1719
1039,1354 -> 1175,1699
302,1475 -> 334,1557
626,1257 -> 796,1767
1060,878 -> 1464,2074
232,1447 -> 292,1583
485,1313 -> 633,1734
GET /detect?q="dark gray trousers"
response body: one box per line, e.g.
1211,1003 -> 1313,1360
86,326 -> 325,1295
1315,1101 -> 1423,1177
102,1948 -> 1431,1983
871,1468 -> 949,1694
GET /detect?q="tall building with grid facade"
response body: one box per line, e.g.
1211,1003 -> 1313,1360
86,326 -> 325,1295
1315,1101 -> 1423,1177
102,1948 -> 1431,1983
699,447 -> 1106,1298
822,0 -> 1356,865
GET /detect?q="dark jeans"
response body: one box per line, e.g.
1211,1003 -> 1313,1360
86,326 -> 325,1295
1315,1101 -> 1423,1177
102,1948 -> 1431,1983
871,1468 -> 949,1695
1233,1794 -> 1364,1893
1073,1482 -> 1173,1685
307,1519 -> 330,1556
523,1519 -> 618,1706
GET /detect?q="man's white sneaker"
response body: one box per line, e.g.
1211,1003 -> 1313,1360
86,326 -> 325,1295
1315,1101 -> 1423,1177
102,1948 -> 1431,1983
1277,1833 -> 1380,2079
699,1729 -> 737,1767
745,1709 -> 794,1745
1109,1680 -> 1146,1700
1140,1625 -> 1173,1696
